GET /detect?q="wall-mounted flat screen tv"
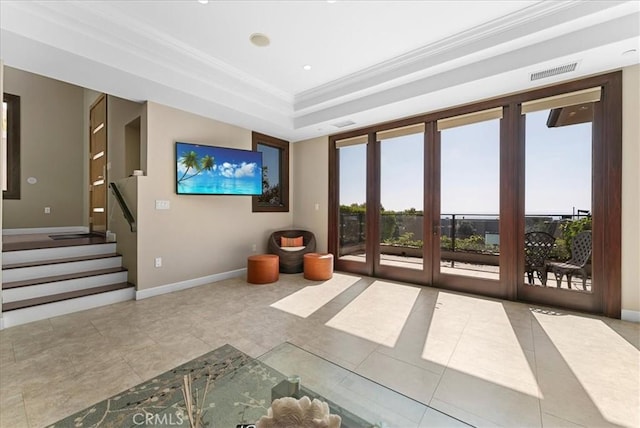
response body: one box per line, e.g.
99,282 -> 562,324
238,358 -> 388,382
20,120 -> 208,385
176,142 -> 263,195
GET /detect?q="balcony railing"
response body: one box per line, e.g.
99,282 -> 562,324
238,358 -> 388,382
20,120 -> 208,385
339,211 -> 590,261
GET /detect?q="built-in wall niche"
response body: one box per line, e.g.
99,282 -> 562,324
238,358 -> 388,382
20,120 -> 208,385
125,116 -> 141,176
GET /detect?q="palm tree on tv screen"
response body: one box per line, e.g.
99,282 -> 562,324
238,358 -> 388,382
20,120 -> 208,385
178,151 -> 215,183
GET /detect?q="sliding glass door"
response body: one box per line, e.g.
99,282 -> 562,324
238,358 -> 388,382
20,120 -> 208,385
517,87 -> 608,314
335,135 -> 370,274
432,109 -> 503,294
375,125 -> 426,281
329,73 -> 621,317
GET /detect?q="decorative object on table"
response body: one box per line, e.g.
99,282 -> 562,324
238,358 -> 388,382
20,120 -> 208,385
181,372 -> 212,428
247,254 -> 280,284
268,230 -> 317,273
303,253 -> 334,281
546,230 -> 592,289
256,396 -> 341,428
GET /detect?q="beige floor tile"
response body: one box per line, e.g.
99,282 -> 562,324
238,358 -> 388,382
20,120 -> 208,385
120,344 -> 188,381
325,280 -> 421,347
356,351 -> 441,404
447,333 -> 540,397
541,412 -> 586,427
419,406 -> 472,427
432,368 -> 541,427
1,273 -> 638,428
305,328 -> 378,366
297,342 -> 359,371
537,370 -> 626,428
0,342 -> 15,367
0,319 -> 53,343
0,393 -> 28,428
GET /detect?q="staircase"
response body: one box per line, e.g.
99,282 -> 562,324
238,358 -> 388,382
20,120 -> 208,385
1,236 -> 135,329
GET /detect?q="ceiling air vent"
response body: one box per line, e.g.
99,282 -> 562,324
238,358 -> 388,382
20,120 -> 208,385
530,62 -> 578,81
332,120 -> 356,128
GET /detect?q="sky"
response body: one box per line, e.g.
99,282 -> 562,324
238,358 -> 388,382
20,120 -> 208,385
339,109 -> 592,215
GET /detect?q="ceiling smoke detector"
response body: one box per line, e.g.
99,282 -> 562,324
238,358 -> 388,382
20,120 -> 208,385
332,120 -> 356,128
250,33 -> 270,47
530,62 -> 578,81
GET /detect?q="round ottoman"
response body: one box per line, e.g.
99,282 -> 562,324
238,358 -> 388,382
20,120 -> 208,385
247,254 -> 279,284
303,253 -> 334,281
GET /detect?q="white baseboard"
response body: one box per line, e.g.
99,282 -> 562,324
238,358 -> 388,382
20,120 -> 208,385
2,226 -> 89,236
0,288 -> 135,329
136,268 -> 247,300
0,318 -> 4,330
621,309 -> 640,323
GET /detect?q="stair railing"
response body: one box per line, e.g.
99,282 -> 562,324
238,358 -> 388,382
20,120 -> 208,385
109,182 -> 136,233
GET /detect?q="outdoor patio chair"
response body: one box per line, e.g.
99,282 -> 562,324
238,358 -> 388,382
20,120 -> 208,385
524,231 -> 555,285
546,230 -> 592,289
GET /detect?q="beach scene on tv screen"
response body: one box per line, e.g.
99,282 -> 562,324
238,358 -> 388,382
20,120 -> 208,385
176,142 -> 262,195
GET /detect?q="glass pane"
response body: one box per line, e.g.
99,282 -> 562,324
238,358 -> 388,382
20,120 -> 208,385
257,143 -> 281,206
379,131 -> 424,270
339,142 -> 367,263
440,118 -> 500,280
524,103 -> 593,291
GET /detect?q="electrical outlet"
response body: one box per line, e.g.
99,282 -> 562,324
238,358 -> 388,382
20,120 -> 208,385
154,257 -> 162,268
251,244 -> 257,252
44,207 -> 51,214
314,203 -> 320,211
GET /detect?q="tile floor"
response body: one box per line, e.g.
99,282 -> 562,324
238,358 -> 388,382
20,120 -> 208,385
0,273 -> 638,427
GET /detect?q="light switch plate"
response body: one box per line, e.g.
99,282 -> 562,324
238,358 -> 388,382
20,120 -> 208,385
155,200 -> 170,210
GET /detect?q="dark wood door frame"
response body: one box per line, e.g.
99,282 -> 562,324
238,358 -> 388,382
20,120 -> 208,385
328,72 -> 622,318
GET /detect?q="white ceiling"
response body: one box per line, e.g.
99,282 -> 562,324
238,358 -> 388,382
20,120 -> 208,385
1,0 -> 638,142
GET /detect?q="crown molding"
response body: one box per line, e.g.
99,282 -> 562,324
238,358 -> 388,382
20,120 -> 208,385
1,1 -> 293,112
293,13 -> 640,129
294,0 -> 632,112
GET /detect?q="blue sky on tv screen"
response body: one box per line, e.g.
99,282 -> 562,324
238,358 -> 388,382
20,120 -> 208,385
176,142 -> 262,195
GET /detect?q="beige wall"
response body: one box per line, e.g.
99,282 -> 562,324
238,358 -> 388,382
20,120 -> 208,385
106,95 -> 143,286
136,102 -> 293,290
3,67 -> 85,228
292,136 -> 329,252
107,95 -> 143,182
621,64 -> 640,317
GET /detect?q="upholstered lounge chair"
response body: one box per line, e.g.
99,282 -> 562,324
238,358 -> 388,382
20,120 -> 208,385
268,230 -> 317,273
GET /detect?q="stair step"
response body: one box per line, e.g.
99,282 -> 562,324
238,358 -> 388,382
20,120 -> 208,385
2,267 -> 127,289
2,268 -> 130,303
2,235 -> 108,252
2,282 -> 134,312
0,284 -> 136,329
2,254 -> 123,282
3,253 -> 120,270
2,242 -> 116,265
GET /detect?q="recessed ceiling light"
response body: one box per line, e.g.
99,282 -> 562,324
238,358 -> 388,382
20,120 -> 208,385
303,65 -> 312,71
250,33 -> 270,47
198,0 -> 209,4
327,0 -> 337,3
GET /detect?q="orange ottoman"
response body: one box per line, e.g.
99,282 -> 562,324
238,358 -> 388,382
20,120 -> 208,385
303,253 -> 334,281
247,254 -> 279,284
